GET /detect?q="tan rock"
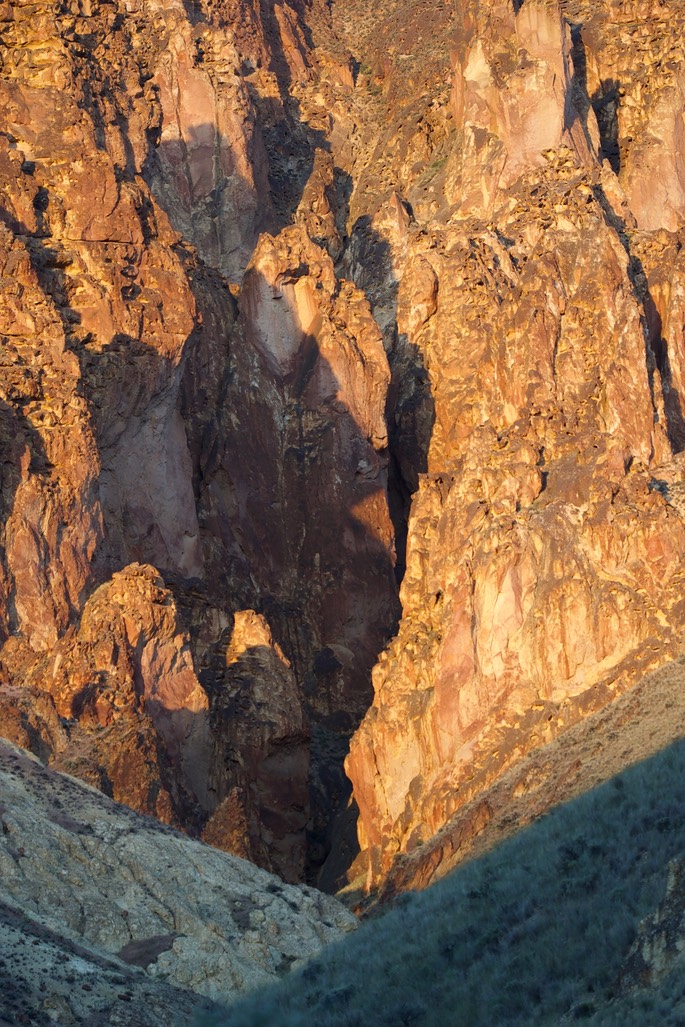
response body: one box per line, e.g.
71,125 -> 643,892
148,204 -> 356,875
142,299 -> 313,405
0,737 -> 355,1021
347,155 -> 685,888
150,13 -> 271,280
5,0 -> 685,905
579,2 -> 685,231
451,0 -> 599,212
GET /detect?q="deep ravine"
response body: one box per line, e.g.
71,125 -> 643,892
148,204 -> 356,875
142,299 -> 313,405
2,0 -> 685,912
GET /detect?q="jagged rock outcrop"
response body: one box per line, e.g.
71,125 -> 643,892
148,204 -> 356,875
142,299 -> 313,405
0,562 -> 308,880
340,0 -> 685,891
3,564 -> 210,823
0,737 -> 355,1024
202,609 -> 309,881
577,0 -> 685,232
450,0 -> 599,211
620,856 -> 685,991
147,0 -> 272,280
0,0 -> 398,883
196,223 -> 399,870
2,0 -> 685,909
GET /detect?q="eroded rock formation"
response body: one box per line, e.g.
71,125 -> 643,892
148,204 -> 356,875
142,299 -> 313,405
342,0 -> 685,891
0,0 -> 398,884
2,0 -> 685,907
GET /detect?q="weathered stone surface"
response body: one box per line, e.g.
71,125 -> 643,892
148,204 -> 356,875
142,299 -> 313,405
202,609 -> 309,882
363,651 -> 685,903
234,225 -> 397,716
295,148 -> 344,261
0,737 -> 355,1022
3,0 -> 685,909
148,2 -> 272,280
621,856 -> 685,991
14,564 -> 211,824
0,896 -> 221,1027
577,0 -> 685,232
340,0 -> 685,891
450,0 -> 599,212
0,0 -> 398,882
200,224 -> 399,870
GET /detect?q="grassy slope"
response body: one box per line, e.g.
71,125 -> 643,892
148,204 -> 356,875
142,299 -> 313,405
371,653 -> 685,900
200,730 -> 685,1025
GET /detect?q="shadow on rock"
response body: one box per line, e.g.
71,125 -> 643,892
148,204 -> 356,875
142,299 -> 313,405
0,162 -> 407,886
180,222 -> 402,883
346,207 -> 436,582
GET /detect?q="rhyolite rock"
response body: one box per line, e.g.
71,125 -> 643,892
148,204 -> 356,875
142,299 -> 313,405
338,0 -> 685,891
0,0 -> 399,883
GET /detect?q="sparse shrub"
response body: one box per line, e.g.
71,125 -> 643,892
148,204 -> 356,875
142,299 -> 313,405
196,738 -> 685,1026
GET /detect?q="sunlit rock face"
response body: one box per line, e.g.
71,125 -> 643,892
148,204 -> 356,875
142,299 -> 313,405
0,0 -> 399,883
148,2 -> 272,281
342,0 -> 685,890
450,0 -> 599,212
2,0 -> 685,899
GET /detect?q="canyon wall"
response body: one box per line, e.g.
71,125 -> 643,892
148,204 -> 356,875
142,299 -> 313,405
0,0 -> 398,884
342,0 -> 685,890
1,0 -> 685,898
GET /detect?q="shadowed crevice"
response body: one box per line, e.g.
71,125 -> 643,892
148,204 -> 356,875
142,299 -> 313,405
345,212 -> 436,585
591,184 -> 685,453
568,22 -> 620,173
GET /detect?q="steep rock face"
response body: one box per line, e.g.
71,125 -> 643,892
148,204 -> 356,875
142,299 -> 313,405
450,0 -> 599,210
0,0 -> 224,850
0,209 -> 102,655
146,0 -> 272,280
0,564 -> 311,879
0,0 -> 201,601
343,0 -> 685,889
0,738 -> 355,1024
10,564 -> 211,825
576,0 -> 685,232
202,609 -> 309,881
0,0 -> 399,882
3,0 -> 685,905
189,223 -> 399,870
367,651 -> 685,901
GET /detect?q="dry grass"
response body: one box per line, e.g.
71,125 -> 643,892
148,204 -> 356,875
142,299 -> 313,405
198,656 -> 685,1025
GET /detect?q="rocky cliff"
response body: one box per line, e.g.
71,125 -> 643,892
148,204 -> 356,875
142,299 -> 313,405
0,0 -> 399,884
343,0 -> 685,891
1,0 -> 685,906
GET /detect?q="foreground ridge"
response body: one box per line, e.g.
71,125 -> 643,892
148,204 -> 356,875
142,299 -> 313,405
0,737 -> 355,1024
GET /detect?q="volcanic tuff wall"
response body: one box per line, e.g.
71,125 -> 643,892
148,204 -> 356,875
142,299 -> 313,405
1,0 -> 685,895
344,0 -> 685,891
